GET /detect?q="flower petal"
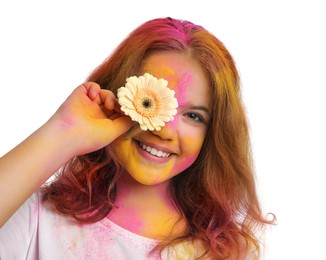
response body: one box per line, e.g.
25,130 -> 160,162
117,73 -> 178,131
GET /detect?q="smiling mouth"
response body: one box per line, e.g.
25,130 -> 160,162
137,142 -> 171,158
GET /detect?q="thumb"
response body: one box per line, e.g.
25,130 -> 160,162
108,116 -> 137,140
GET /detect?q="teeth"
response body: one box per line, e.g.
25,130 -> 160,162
139,142 -> 171,158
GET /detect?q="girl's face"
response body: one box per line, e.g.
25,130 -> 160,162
110,51 -> 211,186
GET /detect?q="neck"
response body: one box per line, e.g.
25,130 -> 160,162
108,173 -> 185,240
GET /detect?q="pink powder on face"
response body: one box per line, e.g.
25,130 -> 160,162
166,70 -> 194,129
175,72 -> 192,105
172,152 -> 199,174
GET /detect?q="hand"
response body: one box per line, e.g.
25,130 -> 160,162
0,82 -> 135,226
50,82 -> 135,155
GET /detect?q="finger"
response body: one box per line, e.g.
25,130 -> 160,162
103,109 -> 119,119
108,111 -> 123,120
99,90 -> 117,110
83,82 -> 101,101
109,116 -> 137,139
114,101 -> 123,114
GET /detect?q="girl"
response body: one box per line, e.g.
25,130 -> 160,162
0,17 -> 273,259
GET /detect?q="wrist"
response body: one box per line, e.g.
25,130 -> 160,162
43,117 -> 82,159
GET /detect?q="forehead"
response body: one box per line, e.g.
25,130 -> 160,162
138,51 -> 211,108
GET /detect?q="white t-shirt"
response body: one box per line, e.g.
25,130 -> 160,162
0,192 -> 204,260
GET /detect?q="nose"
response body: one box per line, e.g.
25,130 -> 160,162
152,119 -> 177,140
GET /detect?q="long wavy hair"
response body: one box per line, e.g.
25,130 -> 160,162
42,17 -> 274,259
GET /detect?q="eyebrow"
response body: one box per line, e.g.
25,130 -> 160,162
179,104 -> 211,116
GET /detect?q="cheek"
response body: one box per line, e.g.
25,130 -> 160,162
172,135 -> 204,173
172,153 -> 199,174
110,136 -> 129,162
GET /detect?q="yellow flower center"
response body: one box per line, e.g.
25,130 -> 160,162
134,89 -> 159,116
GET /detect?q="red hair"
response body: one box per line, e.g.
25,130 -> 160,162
42,17 -> 274,259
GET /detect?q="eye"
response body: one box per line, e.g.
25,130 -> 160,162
185,112 -> 204,123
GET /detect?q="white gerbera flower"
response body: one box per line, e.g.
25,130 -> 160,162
117,73 -> 178,131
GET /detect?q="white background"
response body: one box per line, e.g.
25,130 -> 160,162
1,1 -> 325,259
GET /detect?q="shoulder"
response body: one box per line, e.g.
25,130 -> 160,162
0,192 -> 41,259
